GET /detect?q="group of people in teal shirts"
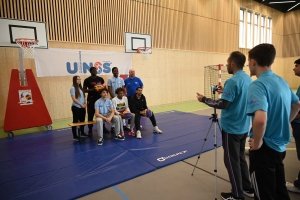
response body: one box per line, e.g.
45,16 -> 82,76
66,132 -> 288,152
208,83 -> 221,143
197,44 -> 300,200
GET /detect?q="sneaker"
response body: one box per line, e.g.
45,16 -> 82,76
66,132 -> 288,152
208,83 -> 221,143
221,192 -> 245,200
153,126 -> 162,133
97,137 -> 104,145
136,130 -> 142,139
128,130 -> 135,136
243,188 -> 254,197
115,134 -> 125,140
111,127 -> 115,133
123,126 -> 130,131
81,132 -> 89,137
127,124 -> 131,129
286,182 -> 300,193
73,136 -> 79,141
103,126 -> 109,133
88,130 -> 93,137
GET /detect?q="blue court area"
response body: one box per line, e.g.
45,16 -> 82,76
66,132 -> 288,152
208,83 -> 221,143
0,111 -> 222,200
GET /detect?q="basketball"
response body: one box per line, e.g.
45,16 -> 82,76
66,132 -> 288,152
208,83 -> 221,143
123,112 -> 132,119
94,84 -> 105,91
145,109 -> 152,118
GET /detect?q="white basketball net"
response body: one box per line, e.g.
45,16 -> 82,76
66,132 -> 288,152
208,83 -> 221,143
137,47 -> 152,60
15,38 -> 38,59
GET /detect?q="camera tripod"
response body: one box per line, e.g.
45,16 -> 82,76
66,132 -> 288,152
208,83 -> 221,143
191,91 -> 222,200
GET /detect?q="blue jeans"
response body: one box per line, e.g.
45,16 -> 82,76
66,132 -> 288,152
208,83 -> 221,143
291,122 -> 300,189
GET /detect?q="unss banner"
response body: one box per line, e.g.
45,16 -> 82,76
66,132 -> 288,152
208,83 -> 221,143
34,48 -> 132,77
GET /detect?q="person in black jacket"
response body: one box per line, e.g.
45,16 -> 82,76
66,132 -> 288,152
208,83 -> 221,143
129,87 -> 162,138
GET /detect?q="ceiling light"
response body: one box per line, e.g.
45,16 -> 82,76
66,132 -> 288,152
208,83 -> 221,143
269,1 -> 296,3
287,2 -> 300,11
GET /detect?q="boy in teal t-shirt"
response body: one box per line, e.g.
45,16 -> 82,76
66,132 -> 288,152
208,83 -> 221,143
247,44 -> 300,199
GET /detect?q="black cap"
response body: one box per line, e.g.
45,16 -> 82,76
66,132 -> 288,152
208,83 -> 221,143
295,59 -> 300,65
90,67 -> 96,73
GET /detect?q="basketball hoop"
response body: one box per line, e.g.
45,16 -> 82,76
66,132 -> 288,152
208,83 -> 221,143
137,47 -> 152,60
15,38 -> 39,59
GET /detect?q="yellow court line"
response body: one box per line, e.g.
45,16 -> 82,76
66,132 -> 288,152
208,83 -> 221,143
245,147 -> 296,150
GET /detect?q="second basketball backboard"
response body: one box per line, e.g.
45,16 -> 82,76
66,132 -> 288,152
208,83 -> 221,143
125,32 -> 152,53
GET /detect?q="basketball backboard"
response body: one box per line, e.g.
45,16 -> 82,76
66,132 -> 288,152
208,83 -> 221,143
0,18 -> 48,48
125,32 -> 152,53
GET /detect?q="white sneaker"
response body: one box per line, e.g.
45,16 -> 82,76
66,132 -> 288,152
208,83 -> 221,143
153,126 -> 162,133
136,130 -> 142,139
286,182 -> 300,193
127,124 -> 130,129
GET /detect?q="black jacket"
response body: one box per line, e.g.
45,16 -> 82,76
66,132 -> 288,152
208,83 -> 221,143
129,94 -> 148,113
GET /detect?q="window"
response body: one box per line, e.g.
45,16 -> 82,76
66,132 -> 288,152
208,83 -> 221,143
239,9 -> 246,48
239,8 -> 272,48
267,17 -> 272,44
246,11 -> 252,48
261,16 -> 266,43
253,13 -> 259,46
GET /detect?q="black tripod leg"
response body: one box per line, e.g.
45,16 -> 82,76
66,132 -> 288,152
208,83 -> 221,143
191,120 -> 214,175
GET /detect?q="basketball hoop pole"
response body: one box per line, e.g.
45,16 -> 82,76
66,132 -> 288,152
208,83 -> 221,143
18,48 -> 26,86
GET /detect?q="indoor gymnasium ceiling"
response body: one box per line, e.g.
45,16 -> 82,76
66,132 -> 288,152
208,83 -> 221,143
254,0 -> 300,12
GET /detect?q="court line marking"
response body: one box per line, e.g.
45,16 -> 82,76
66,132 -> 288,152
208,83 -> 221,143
113,185 -> 129,200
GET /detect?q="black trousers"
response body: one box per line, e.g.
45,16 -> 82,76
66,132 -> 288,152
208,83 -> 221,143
87,98 -> 97,131
134,112 -> 157,131
222,130 -> 252,198
291,122 -> 300,188
127,96 -> 132,125
71,106 -> 86,137
249,141 -> 290,200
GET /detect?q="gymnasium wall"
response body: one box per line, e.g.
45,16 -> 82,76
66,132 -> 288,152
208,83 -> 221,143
0,0 -> 295,126
282,10 -> 300,89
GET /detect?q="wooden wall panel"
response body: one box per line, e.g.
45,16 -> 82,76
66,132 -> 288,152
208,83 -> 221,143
283,10 -> 300,57
0,0 -> 285,54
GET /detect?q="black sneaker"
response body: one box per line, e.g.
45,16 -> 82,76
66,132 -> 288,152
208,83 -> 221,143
103,126 -> 109,133
81,132 -> 88,137
115,134 -> 125,140
123,126 -> 130,131
73,136 -> 79,141
88,130 -> 93,137
97,137 -> 103,145
243,188 -> 254,197
221,192 -> 244,200
111,127 -> 115,133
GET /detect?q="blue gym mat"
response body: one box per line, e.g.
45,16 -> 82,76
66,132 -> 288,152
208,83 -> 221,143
0,111 -> 221,200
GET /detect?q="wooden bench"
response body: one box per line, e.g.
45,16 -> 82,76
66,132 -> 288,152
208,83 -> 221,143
68,121 -> 96,142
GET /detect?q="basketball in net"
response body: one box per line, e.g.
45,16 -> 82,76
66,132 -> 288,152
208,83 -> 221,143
137,47 -> 152,60
15,38 -> 39,59
204,65 -> 232,99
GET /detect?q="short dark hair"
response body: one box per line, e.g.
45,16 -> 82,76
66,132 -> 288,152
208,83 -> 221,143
248,44 -> 276,67
99,88 -> 108,94
115,87 -> 124,94
295,58 -> 300,65
229,51 -> 246,69
112,67 -> 118,72
136,86 -> 142,91
89,67 -> 96,73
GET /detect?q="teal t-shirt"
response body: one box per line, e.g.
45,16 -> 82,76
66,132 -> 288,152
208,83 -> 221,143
246,70 -> 299,152
70,86 -> 85,108
221,70 -> 252,134
292,86 -> 300,124
95,98 -> 113,115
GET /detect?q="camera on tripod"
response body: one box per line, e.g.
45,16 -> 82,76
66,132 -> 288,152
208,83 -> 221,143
211,85 -> 219,93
